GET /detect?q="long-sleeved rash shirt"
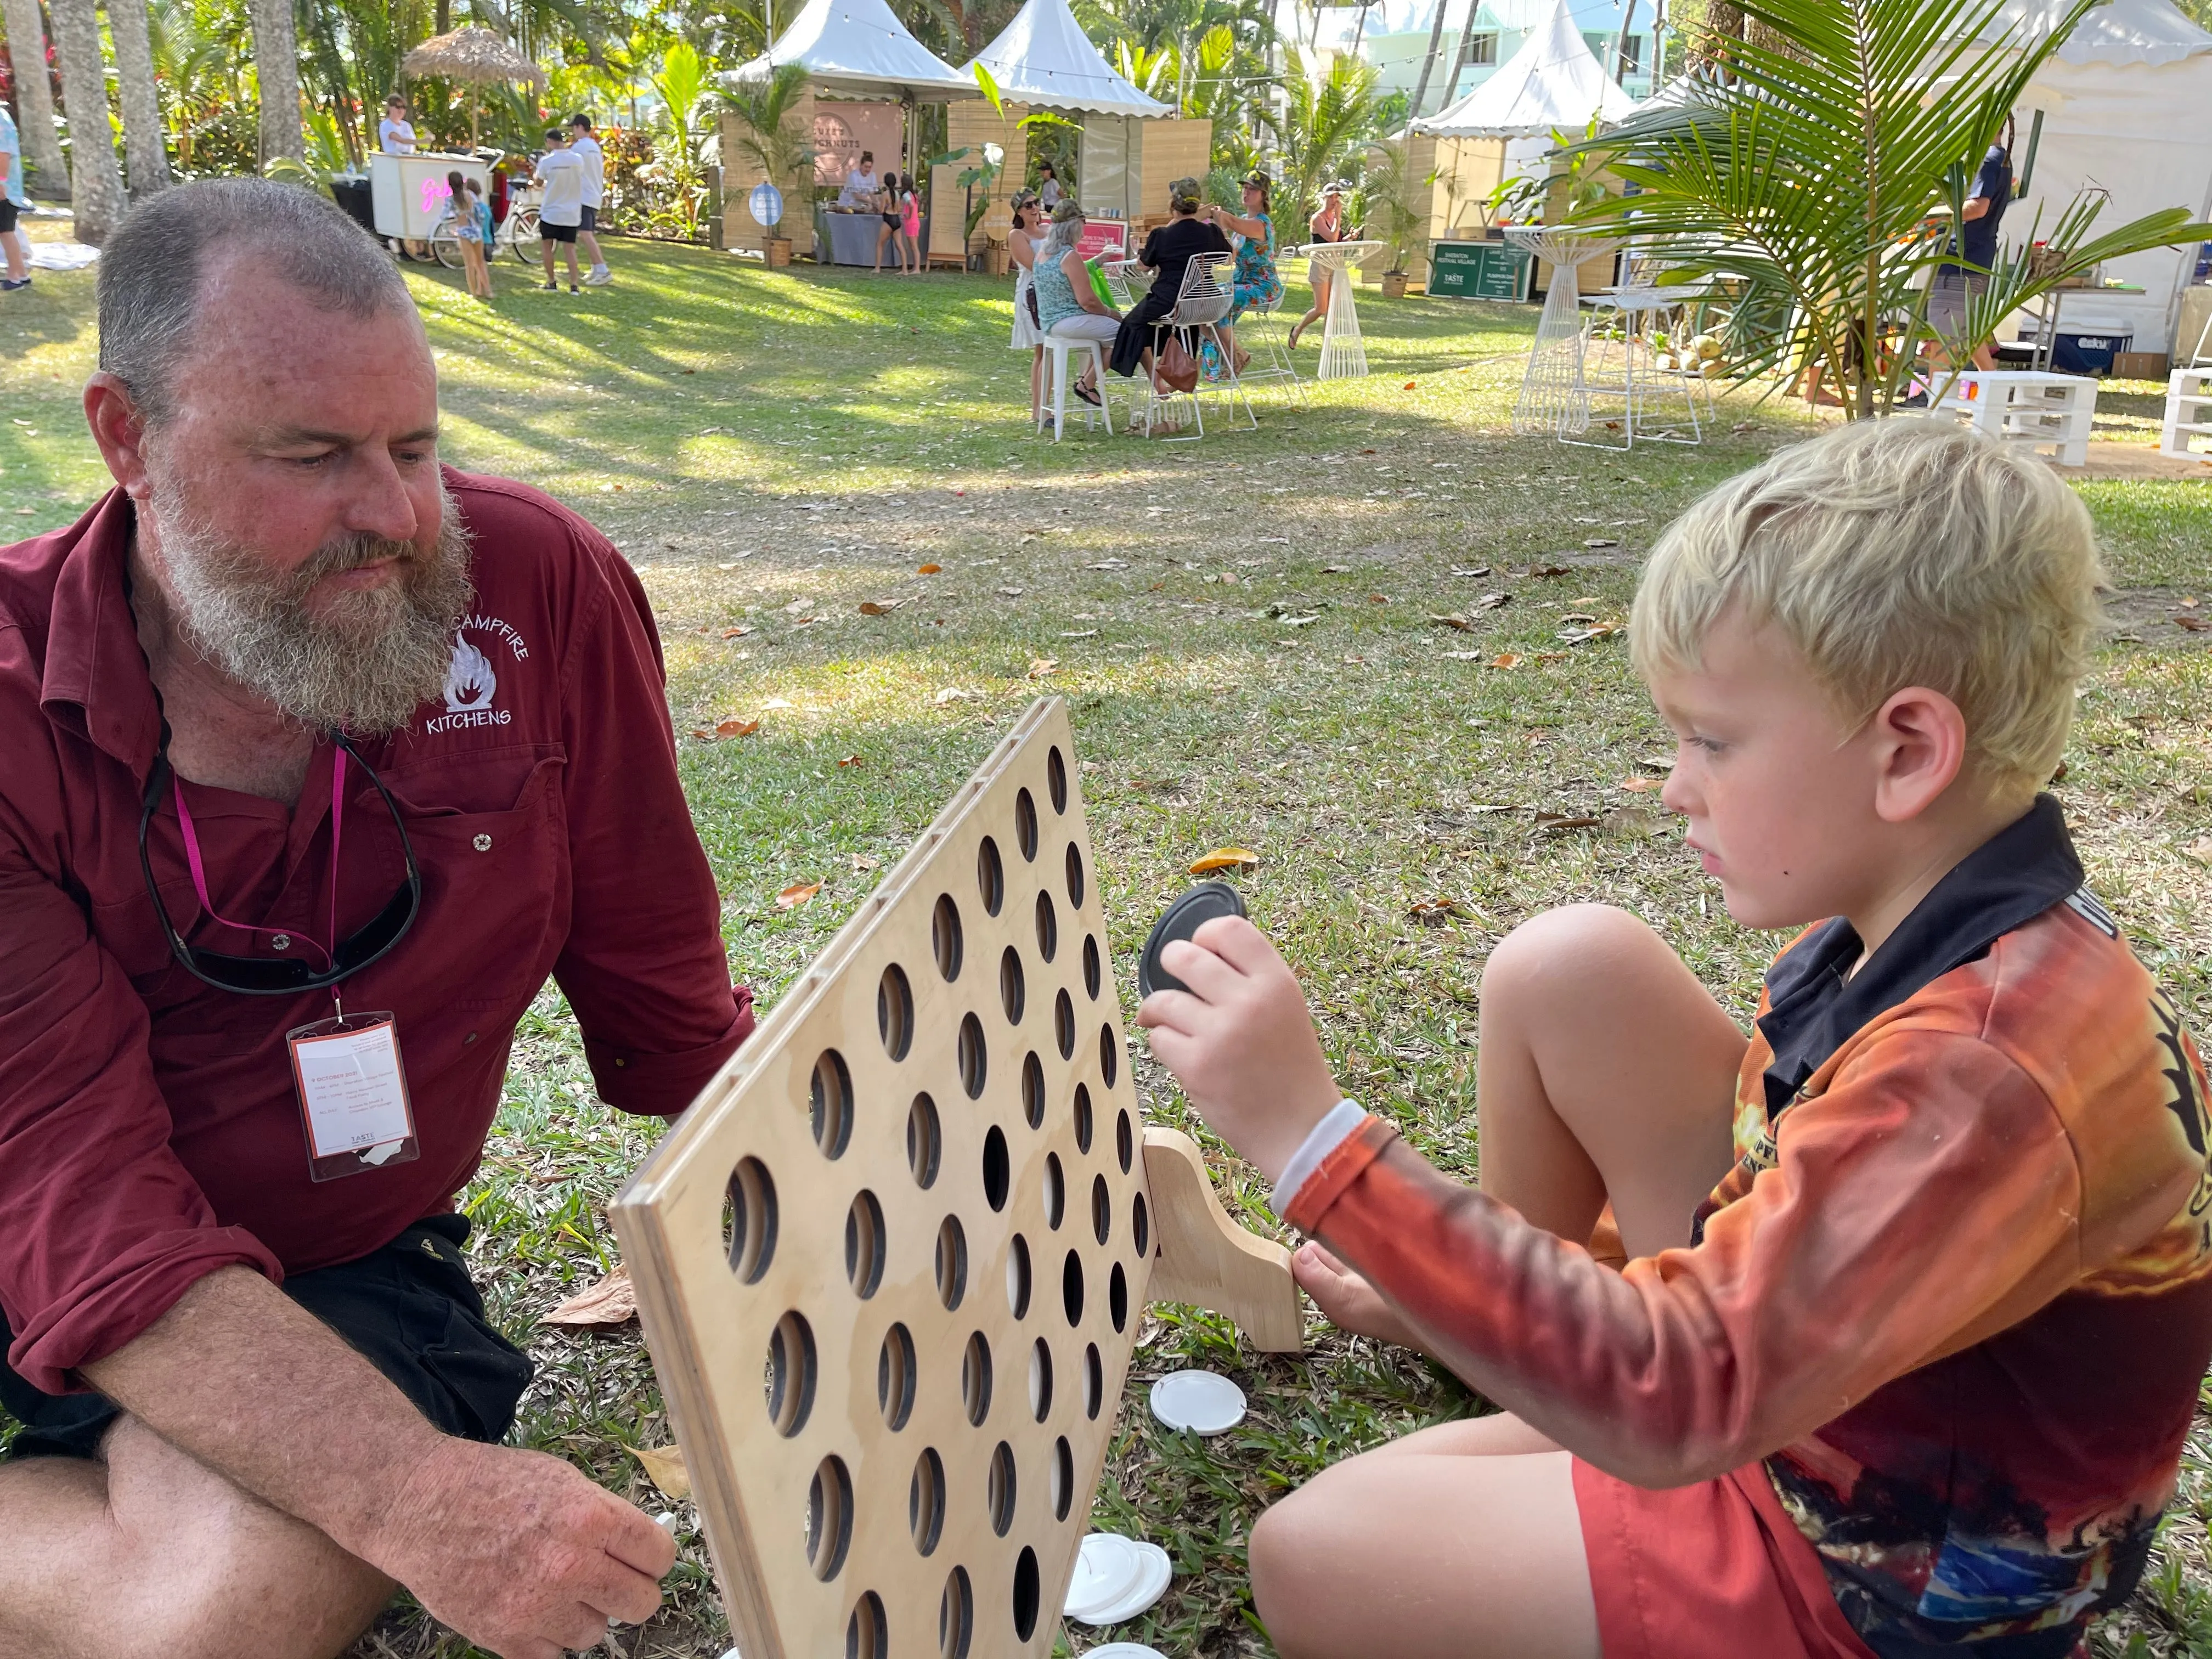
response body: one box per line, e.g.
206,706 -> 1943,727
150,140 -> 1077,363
1285,799 -> 2212,1656
1,473 -> 753,1393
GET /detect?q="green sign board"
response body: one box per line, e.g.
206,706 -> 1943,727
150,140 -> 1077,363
1429,240 -> 1534,302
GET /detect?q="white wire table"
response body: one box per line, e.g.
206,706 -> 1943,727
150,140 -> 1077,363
1503,228 -> 1622,438
1298,239 -> 1386,380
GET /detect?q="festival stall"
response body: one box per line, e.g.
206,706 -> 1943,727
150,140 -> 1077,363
723,0 -> 979,259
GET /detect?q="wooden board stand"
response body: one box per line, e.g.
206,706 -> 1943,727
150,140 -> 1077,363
611,698 -> 1297,1659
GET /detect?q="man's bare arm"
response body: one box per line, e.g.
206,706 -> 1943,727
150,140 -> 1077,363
83,1266 -> 675,1659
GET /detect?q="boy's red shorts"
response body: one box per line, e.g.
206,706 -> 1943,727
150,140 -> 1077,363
1573,1457 -> 1880,1659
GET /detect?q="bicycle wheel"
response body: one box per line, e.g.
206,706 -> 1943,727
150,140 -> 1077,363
508,208 -> 542,265
430,221 -> 463,270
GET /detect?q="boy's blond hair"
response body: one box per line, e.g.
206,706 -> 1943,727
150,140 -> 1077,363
1631,420 -> 2104,794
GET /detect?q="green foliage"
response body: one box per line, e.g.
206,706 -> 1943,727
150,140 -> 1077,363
1357,137 -> 1425,274
1268,47 -> 1382,230
1571,0 -> 2212,416
718,60 -> 814,230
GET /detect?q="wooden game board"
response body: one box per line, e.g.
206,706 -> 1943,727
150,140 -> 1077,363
612,697 -> 1297,1659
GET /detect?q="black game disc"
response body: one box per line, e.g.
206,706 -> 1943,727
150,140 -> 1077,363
1137,881 -> 1249,999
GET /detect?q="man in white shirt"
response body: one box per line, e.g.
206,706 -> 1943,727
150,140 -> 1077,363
567,114 -> 611,286
533,128 -> 586,293
378,95 -> 415,155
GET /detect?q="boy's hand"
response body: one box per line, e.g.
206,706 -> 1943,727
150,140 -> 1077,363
1135,916 -> 1341,1183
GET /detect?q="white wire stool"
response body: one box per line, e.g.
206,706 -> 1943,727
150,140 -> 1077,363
1502,228 -> 1622,439
1133,254 -> 1256,441
1231,295 -> 1308,404
1570,287 -> 1708,449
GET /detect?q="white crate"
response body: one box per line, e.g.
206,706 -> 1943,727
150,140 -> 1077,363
1927,371 -> 2097,467
2161,366 -> 2212,460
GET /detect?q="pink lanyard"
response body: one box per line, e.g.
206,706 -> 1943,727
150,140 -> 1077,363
171,747 -> 347,971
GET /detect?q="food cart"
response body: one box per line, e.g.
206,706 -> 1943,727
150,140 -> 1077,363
369,151 -> 491,241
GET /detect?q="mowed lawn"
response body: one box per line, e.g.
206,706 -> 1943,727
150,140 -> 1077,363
5,219 -> 2212,1658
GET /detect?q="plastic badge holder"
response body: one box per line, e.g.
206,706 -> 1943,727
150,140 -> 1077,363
1065,1531 -> 1173,1625
1136,881 -> 1249,998
1148,1368 -> 1248,1435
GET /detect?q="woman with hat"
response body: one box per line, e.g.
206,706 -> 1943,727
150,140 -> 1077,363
1203,171 -> 1283,375
1031,200 -> 1144,409
1111,175 -> 1232,383
1288,180 -> 1361,349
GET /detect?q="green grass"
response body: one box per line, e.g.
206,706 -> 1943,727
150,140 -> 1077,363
5,229 -> 2210,1659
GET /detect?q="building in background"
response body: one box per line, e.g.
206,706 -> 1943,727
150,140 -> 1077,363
1314,0 -> 1655,114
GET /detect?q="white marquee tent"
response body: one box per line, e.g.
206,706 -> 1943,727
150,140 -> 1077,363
961,0 -> 1170,116
1410,0 -> 1634,137
730,0 -> 979,100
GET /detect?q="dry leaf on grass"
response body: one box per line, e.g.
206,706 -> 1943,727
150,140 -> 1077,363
1403,380 -> 1418,390
1489,653 -> 1522,669
1536,651 -> 1570,663
776,881 -> 822,909
761,697 -> 794,710
720,625 -> 754,639
1369,593 -> 1390,604
998,586 -> 1026,598
1321,565 -> 1350,574
934,687 -> 973,704
1620,777 -> 1664,793
1584,538 -> 1618,549
1060,629 -> 1099,639
1189,847 -> 1260,874
1476,592 -> 1511,610
917,562 -> 944,574
852,853 -> 882,872
1523,563 -> 1571,579
541,1266 -> 636,1330
859,600 -> 905,616
1408,897 -> 1468,926
1536,814 -> 1602,833
2184,837 -> 2212,865
783,599 -> 814,616
2176,616 -> 2208,633
633,1443 -> 691,1502
1430,614 -> 1474,632
1279,614 -> 1319,628
713,717 -> 761,738
1451,567 -> 1493,578
1028,658 -> 1059,678
838,755 -> 862,768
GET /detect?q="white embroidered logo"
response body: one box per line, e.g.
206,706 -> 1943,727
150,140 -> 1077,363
443,633 -> 497,712
425,616 -> 528,735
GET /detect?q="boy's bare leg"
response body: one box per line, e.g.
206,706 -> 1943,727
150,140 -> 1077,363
0,1414 -> 392,1659
1251,1415 -> 1594,1659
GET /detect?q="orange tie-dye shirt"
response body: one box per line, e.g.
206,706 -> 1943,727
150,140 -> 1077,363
1286,800 -> 2212,1656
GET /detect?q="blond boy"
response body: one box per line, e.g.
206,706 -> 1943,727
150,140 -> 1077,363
1139,421 -> 2212,1659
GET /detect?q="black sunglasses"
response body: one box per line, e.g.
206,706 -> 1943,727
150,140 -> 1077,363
137,730 -> 422,996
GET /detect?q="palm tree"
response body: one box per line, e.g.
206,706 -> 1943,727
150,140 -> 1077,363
1268,46 -> 1380,228
109,0 -> 174,195
44,0 -> 126,239
1573,0 -> 2212,416
1406,0 -> 1451,117
248,0 -> 303,165
720,61 -> 814,234
1,0 -> 70,197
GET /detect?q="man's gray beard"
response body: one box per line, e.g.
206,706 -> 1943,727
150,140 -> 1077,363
146,483 -> 475,736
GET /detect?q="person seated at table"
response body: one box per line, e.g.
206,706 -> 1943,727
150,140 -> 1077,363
1203,170 -> 1283,375
842,150 -> 878,207
1289,181 -> 1361,349
1111,177 -> 1232,385
1032,201 -> 1148,409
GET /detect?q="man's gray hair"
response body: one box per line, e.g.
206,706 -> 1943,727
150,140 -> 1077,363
98,178 -> 413,426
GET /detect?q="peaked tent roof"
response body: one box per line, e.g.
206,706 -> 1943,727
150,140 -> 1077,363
1412,0 -> 1634,134
1989,0 -> 2212,66
730,0 -> 979,100
962,0 -> 1171,116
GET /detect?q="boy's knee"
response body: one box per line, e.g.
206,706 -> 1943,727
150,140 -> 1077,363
1485,904 -> 1664,1002
1249,1486 -> 1339,1634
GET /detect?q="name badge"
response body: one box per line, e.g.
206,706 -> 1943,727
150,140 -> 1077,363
287,1013 -> 421,1182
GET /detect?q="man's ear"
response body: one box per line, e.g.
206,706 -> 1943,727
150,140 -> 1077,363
1870,686 -> 1968,824
83,371 -> 156,501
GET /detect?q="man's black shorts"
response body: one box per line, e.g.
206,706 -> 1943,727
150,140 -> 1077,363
0,199 -> 19,235
542,220 -> 579,244
579,204 -> 598,233
0,1215 -> 533,1462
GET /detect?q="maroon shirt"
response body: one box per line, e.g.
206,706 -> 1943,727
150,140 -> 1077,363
0,470 -> 753,1393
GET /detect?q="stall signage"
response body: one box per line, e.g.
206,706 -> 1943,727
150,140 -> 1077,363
749,182 -> 785,228
1430,240 -> 1533,302
1076,221 -> 1129,262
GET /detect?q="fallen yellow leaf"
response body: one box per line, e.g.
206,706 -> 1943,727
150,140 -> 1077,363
541,1266 -> 636,1330
776,881 -> 822,909
1489,653 -> 1521,669
859,599 -> 905,615
838,754 -> 862,768
1189,847 -> 1260,874
918,562 -> 943,574
633,1443 -> 690,1502
714,717 -> 761,738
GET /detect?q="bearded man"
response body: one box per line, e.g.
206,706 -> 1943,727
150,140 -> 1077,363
0,179 -> 754,1659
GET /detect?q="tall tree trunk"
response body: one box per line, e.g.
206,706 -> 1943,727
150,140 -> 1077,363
1,0 -> 70,195
45,0 -> 125,238
106,0 -> 170,194
1407,0 -> 1450,116
247,0 -> 301,166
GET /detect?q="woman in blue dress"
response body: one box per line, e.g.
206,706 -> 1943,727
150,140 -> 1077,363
1203,171 -> 1283,375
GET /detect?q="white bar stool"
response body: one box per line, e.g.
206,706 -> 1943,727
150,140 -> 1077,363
1037,337 -> 1114,441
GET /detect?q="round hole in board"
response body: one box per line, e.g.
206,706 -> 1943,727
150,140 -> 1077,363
1035,891 -> 1058,962
988,1440 -> 1017,1537
1047,744 -> 1068,814
845,1589 -> 886,1659
1054,990 -> 1075,1062
1029,1338 -> 1053,1420
812,1050 -> 854,1159
1073,1083 -> 1093,1154
1052,1435 -> 1075,1521
938,1565 -> 973,1658
983,1125 -> 1010,1212
1012,1546 -> 1042,1642
908,1093 -> 942,1189
765,1311 -> 817,1437
933,894 -> 963,981
806,1454 -> 854,1581
1116,1108 -> 1134,1175
910,1447 -> 946,1555
1042,1153 -> 1065,1229
1091,1175 -> 1111,1246
936,1216 -> 967,1311
1133,1191 -> 1150,1258
963,1330 -> 994,1426
878,1323 -> 916,1430
977,835 -> 1005,917
1006,1233 -> 1031,1319
845,1190 -> 885,1299
1022,1052 -> 1045,1129
724,1158 -> 777,1283
1065,843 -> 1086,907
999,947 -> 1025,1025
1084,1342 -> 1103,1419
1098,1024 -> 1119,1089
1062,1249 -> 1085,1326
1109,1261 -> 1130,1333
959,1013 -> 988,1099
878,964 -> 913,1062
1014,788 -> 1039,861
1083,935 -> 1101,1000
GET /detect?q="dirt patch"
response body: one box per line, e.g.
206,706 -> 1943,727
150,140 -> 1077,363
2106,586 -> 2212,647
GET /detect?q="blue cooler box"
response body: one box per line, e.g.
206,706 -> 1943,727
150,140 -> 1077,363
2050,314 -> 2131,376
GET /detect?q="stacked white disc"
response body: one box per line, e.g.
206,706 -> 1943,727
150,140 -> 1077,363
1063,1531 -> 1173,1626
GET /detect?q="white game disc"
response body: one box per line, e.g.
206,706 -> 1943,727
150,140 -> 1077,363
1065,1531 -> 1173,1625
1148,1368 -> 1248,1435
1085,1647 -> 1170,1659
